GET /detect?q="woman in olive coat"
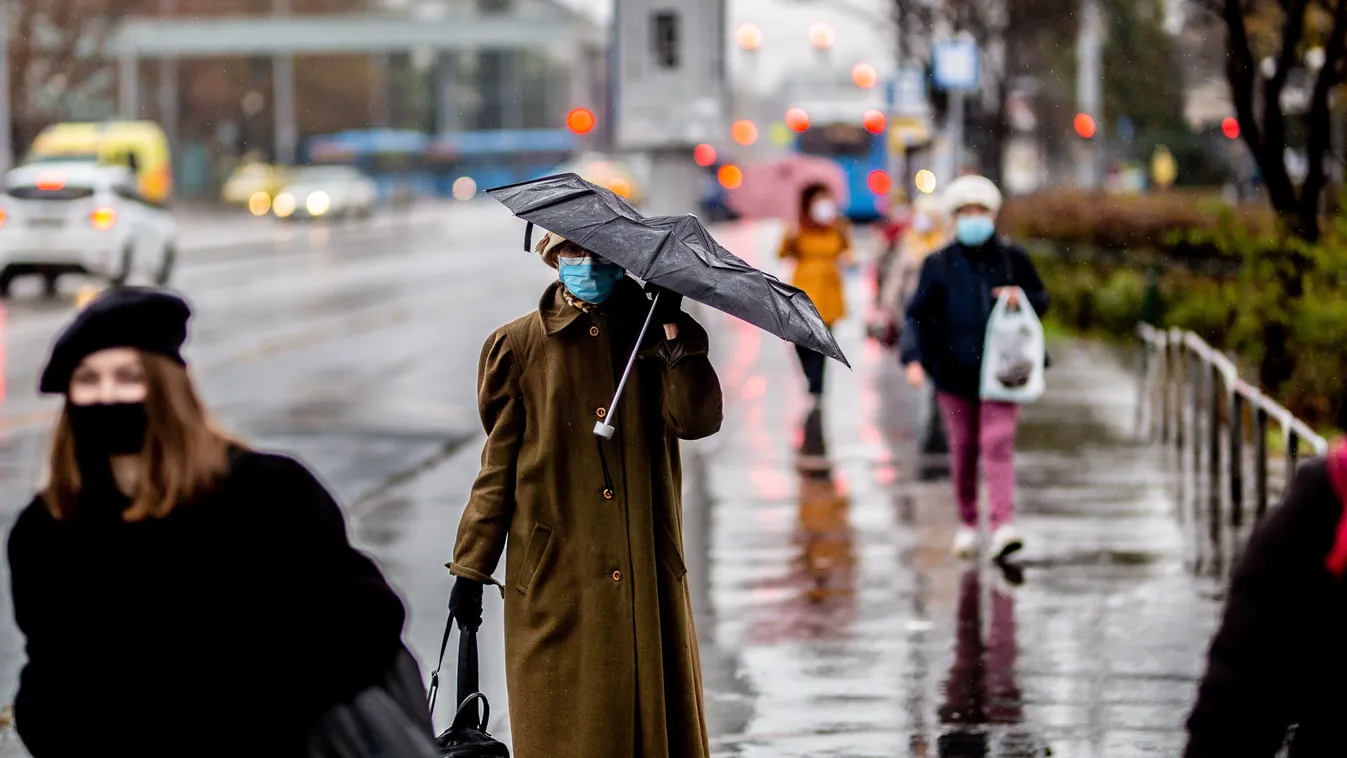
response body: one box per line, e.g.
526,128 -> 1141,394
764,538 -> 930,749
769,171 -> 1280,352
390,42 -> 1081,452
448,232 -> 724,758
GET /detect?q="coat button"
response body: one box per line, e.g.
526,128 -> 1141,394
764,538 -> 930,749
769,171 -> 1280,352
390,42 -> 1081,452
612,570 -> 623,582
602,488 -> 614,500
589,326 -> 600,337
596,407 -> 607,419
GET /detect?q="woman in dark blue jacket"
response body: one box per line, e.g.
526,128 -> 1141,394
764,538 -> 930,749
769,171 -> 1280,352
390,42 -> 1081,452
901,175 -> 1048,561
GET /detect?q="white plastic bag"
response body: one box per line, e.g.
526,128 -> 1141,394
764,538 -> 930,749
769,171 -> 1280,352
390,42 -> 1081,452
980,288 -> 1046,403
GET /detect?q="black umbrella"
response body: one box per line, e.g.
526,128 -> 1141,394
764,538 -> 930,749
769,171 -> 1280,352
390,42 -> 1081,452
488,173 -> 849,437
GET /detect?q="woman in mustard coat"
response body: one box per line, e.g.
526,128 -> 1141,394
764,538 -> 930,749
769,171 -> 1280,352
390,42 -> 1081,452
448,232 -> 724,758
779,183 -> 853,405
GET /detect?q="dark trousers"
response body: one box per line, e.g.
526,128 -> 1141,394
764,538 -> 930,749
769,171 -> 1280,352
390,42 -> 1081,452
796,345 -> 827,395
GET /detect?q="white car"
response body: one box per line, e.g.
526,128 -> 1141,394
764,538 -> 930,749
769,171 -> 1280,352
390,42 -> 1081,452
0,161 -> 176,297
271,165 -> 378,221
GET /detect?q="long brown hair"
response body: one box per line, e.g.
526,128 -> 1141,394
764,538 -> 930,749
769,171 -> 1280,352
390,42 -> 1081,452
42,353 -> 236,521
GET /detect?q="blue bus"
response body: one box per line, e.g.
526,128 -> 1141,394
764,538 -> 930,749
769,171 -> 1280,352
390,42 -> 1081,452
426,129 -> 576,194
795,121 -> 889,223
306,129 -> 435,201
305,128 -> 577,199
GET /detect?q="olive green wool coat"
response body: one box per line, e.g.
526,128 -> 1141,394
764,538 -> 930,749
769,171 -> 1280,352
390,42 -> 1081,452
450,278 -> 723,758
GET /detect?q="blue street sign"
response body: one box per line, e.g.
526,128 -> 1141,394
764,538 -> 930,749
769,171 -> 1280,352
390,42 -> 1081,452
932,39 -> 979,91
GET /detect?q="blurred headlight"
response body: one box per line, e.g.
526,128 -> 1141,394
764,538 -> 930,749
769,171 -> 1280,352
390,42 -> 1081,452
90,207 -> 117,231
248,191 -> 271,216
306,191 -> 331,217
274,192 -> 296,218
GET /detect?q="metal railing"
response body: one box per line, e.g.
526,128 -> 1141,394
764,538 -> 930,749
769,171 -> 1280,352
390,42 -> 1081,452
1137,323 -> 1328,525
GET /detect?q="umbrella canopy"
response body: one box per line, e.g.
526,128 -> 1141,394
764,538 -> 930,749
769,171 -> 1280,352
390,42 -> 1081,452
725,155 -> 848,221
487,173 -> 848,367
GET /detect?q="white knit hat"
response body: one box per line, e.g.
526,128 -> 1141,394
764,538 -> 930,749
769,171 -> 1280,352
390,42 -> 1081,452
943,175 -> 1003,214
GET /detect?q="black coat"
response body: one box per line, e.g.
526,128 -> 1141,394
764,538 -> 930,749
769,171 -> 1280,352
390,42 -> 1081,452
901,238 -> 1049,399
6,450 -> 408,757
1186,458 -> 1347,757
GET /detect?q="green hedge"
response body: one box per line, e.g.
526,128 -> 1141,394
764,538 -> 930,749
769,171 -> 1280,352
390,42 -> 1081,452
1034,252 -> 1343,428
1002,190 -> 1273,257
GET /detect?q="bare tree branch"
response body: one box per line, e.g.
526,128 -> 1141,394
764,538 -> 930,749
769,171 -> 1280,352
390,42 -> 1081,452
1298,0 -> 1347,234
1259,0 -> 1309,218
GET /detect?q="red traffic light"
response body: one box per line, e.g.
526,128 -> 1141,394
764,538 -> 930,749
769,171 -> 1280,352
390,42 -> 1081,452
694,143 -> 717,167
1222,117 -> 1240,139
1073,113 -> 1097,139
868,170 -> 891,195
718,164 -> 744,190
863,110 -> 887,134
731,120 -> 759,146
567,108 -> 596,135
852,63 -> 879,89
785,108 -> 810,133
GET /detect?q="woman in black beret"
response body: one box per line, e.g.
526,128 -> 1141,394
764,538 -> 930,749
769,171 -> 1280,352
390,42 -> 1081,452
7,287 -> 426,756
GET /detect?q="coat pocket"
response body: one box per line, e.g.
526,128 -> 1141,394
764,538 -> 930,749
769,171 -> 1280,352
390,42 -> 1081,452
515,523 -> 554,594
655,513 -> 688,580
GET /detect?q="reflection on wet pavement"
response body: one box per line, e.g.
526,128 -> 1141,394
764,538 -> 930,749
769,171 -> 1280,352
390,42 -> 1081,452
693,221 -> 1224,757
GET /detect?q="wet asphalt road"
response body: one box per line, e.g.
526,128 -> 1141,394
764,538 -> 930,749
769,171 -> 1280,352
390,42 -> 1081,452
0,208 -> 1230,756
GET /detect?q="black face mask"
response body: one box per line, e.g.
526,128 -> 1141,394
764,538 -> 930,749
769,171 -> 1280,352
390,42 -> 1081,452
67,403 -> 149,456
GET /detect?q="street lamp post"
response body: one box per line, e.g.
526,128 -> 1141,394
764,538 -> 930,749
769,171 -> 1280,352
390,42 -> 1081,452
0,0 -> 12,174
158,0 -> 179,160
1075,0 -> 1104,189
273,0 -> 298,165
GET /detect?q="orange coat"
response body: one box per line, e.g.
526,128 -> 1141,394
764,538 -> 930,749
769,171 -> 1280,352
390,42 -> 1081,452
779,224 -> 852,326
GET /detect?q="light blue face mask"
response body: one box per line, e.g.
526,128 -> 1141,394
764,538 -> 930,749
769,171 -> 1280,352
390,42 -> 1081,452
955,214 -> 996,247
559,256 -> 625,304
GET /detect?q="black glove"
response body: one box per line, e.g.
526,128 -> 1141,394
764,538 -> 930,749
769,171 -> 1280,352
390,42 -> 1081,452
644,282 -> 684,326
449,577 -> 484,632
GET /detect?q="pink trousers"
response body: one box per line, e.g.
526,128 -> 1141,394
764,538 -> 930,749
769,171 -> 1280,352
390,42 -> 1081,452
935,392 -> 1020,529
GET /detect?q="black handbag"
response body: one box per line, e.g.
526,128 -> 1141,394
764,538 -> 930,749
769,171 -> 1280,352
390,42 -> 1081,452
427,611 -> 510,758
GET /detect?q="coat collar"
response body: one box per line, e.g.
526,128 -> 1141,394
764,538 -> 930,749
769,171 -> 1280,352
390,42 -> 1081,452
539,277 -> 647,337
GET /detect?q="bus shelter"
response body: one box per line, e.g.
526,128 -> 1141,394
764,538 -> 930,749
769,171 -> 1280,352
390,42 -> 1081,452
110,7 -> 604,164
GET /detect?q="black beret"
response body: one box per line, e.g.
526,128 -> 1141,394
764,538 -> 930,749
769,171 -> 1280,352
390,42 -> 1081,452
39,287 -> 191,395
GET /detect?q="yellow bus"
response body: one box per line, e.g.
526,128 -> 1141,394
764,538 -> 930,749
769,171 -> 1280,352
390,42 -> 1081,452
26,121 -> 173,204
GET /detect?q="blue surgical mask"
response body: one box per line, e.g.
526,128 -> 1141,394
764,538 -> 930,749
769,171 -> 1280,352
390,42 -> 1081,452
955,215 -> 996,247
558,256 -> 625,304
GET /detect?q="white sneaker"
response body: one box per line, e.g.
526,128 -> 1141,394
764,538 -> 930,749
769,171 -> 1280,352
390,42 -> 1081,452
989,524 -> 1025,561
952,526 -> 979,559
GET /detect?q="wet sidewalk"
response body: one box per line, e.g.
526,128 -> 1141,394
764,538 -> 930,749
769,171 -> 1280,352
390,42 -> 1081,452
689,223 -> 1224,757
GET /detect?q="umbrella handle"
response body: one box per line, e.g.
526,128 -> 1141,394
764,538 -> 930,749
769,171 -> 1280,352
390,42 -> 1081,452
594,291 -> 662,439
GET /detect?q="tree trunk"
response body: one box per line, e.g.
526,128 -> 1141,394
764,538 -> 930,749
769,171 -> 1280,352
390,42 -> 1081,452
983,82 -> 1010,186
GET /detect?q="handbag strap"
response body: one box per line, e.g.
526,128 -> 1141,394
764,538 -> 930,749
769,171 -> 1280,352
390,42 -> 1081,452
450,692 -> 491,732
425,610 -> 456,714
426,608 -> 484,717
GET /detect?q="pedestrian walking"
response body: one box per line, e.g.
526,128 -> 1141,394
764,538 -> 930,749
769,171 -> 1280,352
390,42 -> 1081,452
447,229 -> 724,758
873,187 -> 911,300
1185,445 -> 1347,756
778,182 -> 853,406
879,193 -> 954,315
877,194 -> 954,456
901,175 -> 1049,561
7,288 -> 427,757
